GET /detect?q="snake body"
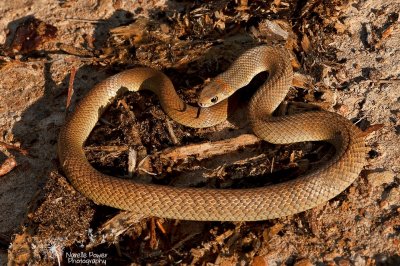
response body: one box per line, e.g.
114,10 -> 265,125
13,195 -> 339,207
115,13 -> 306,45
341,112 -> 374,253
58,46 -> 366,221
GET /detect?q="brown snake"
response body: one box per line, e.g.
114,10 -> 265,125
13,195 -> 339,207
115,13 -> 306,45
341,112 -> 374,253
58,46 -> 367,221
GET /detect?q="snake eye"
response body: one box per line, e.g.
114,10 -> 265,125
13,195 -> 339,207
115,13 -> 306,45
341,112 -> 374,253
211,96 -> 218,104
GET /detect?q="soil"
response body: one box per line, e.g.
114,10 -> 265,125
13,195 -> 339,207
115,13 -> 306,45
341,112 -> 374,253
0,0 -> 399,265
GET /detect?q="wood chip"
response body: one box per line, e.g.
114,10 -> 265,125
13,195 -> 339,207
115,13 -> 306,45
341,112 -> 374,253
86,211 -> 145,249
0,158 -> 17,177
128,147 -> 137,177
301,34 -> 311,53
166,119 -> 179,145
263,223 -> 284,240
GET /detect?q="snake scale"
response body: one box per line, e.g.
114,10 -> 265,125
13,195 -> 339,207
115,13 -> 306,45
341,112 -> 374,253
58,46 -> 367,221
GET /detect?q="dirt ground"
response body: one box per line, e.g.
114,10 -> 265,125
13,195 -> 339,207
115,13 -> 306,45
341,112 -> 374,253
0,0 -> 399,265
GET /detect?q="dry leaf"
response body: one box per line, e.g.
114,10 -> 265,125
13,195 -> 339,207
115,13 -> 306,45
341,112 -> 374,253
263,223 -> 284,241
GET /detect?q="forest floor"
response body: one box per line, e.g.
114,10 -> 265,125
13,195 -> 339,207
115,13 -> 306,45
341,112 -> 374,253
0,0 -> 399,265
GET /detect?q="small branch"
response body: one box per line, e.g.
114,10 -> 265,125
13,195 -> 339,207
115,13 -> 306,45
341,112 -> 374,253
270,156 -> 275,173
166,119 -> 179,145
86,211 -> 145,249
66,67 -> 76,112
377,79 -> 400,84
0,141 -> 29,156
138,134 -> 261,173
84,145 -> 129,152
128,148 -> 137,177
65,18 -> 106,24
150,218 -> 158,249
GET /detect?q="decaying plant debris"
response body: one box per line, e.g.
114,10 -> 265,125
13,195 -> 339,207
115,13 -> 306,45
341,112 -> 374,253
1,0 -> 399,265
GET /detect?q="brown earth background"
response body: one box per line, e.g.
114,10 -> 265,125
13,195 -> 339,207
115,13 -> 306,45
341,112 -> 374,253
0,0 -> 399,265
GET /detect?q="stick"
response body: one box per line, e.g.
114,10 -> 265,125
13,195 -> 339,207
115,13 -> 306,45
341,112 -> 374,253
138,134 -> 261,173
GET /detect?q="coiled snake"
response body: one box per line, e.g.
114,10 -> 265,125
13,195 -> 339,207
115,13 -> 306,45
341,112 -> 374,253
58,46 -> 367,221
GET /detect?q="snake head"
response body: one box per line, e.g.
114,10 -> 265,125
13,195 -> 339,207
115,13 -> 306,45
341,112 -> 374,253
198,78 -> 227,107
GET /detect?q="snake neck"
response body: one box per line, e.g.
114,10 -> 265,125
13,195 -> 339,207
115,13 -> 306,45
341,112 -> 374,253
248,54 -> 293,137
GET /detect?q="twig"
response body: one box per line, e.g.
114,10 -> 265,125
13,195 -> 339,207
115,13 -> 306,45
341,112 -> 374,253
169,231 -> 202,252
84,145 -> 129,152
377,79 -> 400,84
86,211 -> 145,249
138,134 -> 261,173
66,67 -> 76,112
138,166 -> 158,176
0,141 -> 29,155
65,18 -> 107,24
98,118 -> 115,127
270,156 -> 275,173
58,43 -> 95,57
166,119 -> 179,145
155,219 -> 167,235
160,134 -> 260,160
150,218 -> 158,249
128,148 -> 137,177
114,242 -> 122,257
354,116 -> 366,125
